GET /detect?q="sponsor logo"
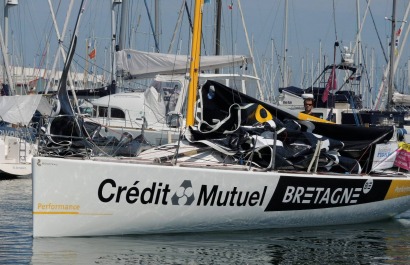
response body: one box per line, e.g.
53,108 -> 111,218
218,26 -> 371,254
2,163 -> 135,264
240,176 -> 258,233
375,144 -> 396,158
171,180 -> 195,205
36,159 -> 58,167
363,179 -> 373,194
98,179 -> 267,207
280,179 -> 374,205
265,176 -> 391,211
98,179 -> 171,205
395,186 -> 410,193
12,165 -> 27,170
0,128 -> 34,140
384,179 -> 410,199
197,185 -> 267,207
281,186 -> 362,205
376,151 -> 394,158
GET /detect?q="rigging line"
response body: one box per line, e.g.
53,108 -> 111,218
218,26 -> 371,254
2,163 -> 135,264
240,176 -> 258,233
184,1 -> 207,55
359,44 -> 372,110
168,0 -> 186,54
35,0 -> 63,77
272,38 -> 284,89
184,1 -> 194,34
365,0 -> 388,64
237,0 -> 263,100
63,42 -> 104,78
31,0 -> 63,74
173,29 -> 188,78
257,1 -> 280,59
143,0 -> 160,52
168,12 -> 188,81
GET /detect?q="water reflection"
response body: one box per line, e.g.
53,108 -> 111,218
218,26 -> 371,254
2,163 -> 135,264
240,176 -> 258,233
32,220 -> 410,265
0,176 -> 32,265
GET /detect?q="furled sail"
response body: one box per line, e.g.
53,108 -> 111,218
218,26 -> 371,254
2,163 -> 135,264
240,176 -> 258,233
0,95 -> 42,125
392,91 -> 410,105
116,49 -> 252,79
187,80 -> 393,173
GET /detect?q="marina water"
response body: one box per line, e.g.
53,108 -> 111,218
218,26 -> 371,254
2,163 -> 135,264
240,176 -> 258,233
1,176 -> 410,264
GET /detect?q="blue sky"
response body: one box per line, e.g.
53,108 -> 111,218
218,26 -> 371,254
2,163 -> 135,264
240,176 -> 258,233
3,0 -> 409,93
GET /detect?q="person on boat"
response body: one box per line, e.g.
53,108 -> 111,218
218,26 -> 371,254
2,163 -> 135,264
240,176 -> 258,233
301,95 -> 314,115
167,84 -> 181,113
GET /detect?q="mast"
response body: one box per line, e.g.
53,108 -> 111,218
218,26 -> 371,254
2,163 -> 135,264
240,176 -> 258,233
111,0 -> 121,93
355,0 -> 362,97
143,0 -> 160,52
282,0 -> 288,88
84,38 -> 89,89
373,1 -> 410,110
387,0 -> 397,111
155,0 -> 159,51
118,0 -> 129,50
45,0 -> 75,94
186,0 -> 204,126
0,20 -> 13,95
214,0 -> 222,73
2,0 -> 17,95
237,0 -> 264,101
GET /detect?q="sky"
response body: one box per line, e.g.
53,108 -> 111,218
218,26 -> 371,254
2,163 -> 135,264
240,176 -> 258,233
2,0 -> 409,95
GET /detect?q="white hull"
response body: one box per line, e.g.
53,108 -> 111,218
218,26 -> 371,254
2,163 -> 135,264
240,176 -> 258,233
0,135 -> 37,177
0,163 -> 31,176
32,157 -> 410,237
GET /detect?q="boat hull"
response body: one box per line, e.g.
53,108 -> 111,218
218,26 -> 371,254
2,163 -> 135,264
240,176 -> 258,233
32,157 -> 410,237
0,135 -> 37,177
0,163 -> 31,176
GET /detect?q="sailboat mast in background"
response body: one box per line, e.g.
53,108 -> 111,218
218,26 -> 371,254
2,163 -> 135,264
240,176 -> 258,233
282,0 -> 288,88
387,0 -> 397,111
1,0 -> 17,95
214,0 -> 222,73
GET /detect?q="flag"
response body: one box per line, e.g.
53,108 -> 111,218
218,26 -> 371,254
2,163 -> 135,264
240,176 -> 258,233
394,142 -> 410,170
394,27 -> 402,56
228,3 -> 233,10
396,27 -> 402,36
349,75 -> 361,81
321,65 -> 337,103
88,48 -> 96,59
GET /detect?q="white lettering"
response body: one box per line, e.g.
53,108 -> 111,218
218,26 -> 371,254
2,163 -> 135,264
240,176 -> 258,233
293,187 -> 304,203
319,188 -> 330,204
314,187 -> 324,203
282,186 -> 295,203
281,186 -> 363,206
330,188 -> 342,204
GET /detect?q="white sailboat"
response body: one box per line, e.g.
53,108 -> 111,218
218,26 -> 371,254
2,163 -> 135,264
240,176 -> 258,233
0,1 -> 44,177
82,50 -> 256,145
76,0 -> 257,146
32,0 -> 410,237
0,94 -> 45,176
